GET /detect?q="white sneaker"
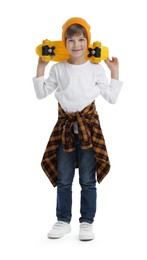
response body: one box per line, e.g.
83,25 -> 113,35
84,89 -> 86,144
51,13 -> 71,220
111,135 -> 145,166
47,221 -> 71,239
79,222 -> 95,241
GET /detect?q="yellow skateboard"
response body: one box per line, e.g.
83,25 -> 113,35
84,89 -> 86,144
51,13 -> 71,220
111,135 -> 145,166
36,39 -> 109,63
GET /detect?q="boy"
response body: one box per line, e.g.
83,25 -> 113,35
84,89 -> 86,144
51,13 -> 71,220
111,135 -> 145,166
33,17 -> 122,240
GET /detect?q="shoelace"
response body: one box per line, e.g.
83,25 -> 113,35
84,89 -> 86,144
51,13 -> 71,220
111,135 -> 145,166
52,221 -> 67,229
80,223 -> 92,231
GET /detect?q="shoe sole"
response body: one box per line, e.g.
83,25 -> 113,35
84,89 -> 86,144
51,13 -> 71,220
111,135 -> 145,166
47,229 -> 71,239
79,235 -> 95,241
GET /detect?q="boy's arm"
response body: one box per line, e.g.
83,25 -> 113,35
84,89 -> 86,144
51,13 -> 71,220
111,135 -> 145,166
98,58 -> 122,104
105,57 -> 119,80
33,58 -> 57,99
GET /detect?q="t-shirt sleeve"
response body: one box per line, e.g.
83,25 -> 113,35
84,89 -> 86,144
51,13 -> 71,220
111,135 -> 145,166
97,64 -> 123,104
32,65 -> 58,99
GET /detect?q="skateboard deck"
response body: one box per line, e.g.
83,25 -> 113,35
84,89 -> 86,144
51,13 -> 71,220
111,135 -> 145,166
36,39 -> 109,63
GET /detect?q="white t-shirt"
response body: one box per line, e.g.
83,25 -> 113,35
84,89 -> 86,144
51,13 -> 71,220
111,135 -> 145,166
33,60 -> 123,113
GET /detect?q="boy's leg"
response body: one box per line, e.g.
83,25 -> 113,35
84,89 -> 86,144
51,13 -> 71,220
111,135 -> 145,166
77,141 -> 97,224
56,141 -> 76,223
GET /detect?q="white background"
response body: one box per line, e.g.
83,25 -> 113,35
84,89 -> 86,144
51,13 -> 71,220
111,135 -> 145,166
0,0 -> 147,259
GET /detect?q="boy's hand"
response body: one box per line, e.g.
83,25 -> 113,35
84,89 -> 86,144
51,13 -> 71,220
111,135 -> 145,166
36,58 -> 49,77
104,57 -> 119,80
38,57 -> 49,67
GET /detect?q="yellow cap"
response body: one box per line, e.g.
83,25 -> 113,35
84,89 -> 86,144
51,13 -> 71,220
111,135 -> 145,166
62,17 -> 91,46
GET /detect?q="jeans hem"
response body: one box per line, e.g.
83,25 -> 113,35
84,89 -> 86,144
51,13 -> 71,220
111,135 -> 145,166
79,219 -> 94,224
57,218 -> 71,224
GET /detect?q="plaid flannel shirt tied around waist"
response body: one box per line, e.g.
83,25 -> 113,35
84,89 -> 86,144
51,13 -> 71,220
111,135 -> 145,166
41,101 -> 110,187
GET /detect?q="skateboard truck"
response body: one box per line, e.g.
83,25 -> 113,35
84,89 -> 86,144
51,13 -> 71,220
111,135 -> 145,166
42,45 -> 56,56
88,46 -> 101,58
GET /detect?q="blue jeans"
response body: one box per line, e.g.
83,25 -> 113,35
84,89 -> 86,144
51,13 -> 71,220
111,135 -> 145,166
56,134 -> 97,224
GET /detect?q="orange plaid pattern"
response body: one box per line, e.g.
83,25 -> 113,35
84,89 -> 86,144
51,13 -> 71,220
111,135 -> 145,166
41,102 -> 110,187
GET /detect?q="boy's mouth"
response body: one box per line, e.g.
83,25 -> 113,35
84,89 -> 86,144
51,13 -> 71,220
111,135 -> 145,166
72,49 -> 82,52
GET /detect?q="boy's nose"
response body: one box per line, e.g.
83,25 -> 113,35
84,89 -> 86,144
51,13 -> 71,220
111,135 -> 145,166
73,40 -> 79,47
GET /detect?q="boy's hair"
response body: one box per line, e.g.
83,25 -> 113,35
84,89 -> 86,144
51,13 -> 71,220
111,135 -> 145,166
65,24 -> 87,40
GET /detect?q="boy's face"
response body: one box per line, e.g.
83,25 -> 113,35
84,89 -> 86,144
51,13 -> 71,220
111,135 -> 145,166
66,33 -> 87,60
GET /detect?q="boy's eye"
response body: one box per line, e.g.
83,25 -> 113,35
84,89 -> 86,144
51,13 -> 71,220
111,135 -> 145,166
79,38 -> 85,41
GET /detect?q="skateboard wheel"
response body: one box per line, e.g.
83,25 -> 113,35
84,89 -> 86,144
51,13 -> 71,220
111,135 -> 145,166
93,41 -> 101,47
